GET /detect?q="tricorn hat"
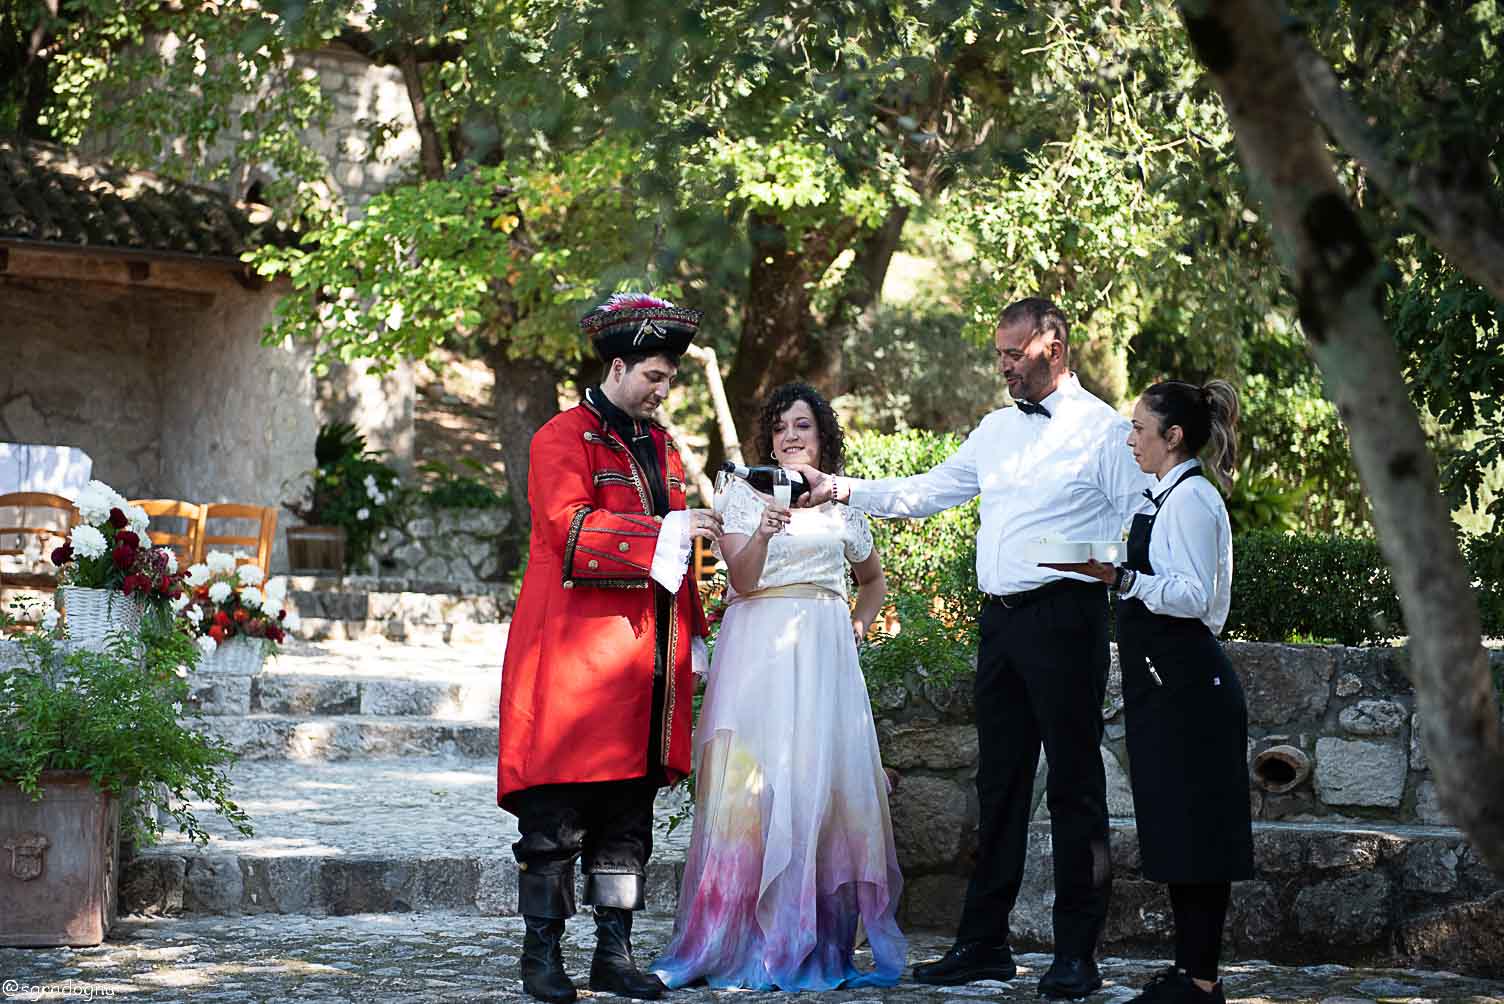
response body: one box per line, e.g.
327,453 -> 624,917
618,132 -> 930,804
580,292 -> 702,362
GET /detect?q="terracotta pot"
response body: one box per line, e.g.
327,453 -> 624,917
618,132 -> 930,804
286,524 -> 346,574
0,771 -> 119,947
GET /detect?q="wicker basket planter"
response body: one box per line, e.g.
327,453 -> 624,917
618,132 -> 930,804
57,587 -> 145,648
196,636 -> 267,676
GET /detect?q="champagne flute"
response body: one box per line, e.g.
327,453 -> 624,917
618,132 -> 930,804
713,469 -> 730,515
772,468 -> 792,510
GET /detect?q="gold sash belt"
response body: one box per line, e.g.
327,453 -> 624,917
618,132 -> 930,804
726,583 -> 844,607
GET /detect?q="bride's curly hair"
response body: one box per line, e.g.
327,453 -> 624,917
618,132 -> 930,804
755,382 -> 845,474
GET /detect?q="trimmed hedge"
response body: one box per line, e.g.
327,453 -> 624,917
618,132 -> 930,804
846,430 -> 1504,651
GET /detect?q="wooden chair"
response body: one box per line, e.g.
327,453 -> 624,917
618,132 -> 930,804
195,504 -> 278,571
129,499 -> 204,571
0,491 -> 80,595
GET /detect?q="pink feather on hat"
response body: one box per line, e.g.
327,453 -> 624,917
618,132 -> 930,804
602,292 -> 674,312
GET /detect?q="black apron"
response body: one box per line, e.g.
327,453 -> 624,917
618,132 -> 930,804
1115,466 -> 1254,883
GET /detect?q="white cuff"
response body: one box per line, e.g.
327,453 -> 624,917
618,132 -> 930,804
650,510 -> 693,594
691,636 -> 710,678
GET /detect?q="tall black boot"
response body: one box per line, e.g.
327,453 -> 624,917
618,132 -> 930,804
521,916 -> 576,1003
519,867 -> 578,1004
590,907 -> 666,1000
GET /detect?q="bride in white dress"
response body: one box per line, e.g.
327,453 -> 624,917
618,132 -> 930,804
651,383 -> 906,990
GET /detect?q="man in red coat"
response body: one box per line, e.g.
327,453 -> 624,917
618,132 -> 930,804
499,292 -> 721,1003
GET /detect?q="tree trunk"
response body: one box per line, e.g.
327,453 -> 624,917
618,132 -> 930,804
487,346 -> 562,535
1181,0 -> 1504,873
723,214 -> 851,459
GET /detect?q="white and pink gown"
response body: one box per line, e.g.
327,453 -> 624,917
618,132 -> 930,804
651,477 -> 906,990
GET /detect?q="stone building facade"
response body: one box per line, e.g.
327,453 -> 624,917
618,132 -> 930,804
877,641 -> 1504,976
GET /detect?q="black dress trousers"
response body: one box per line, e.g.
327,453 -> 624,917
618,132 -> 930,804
956,581 -> 1112,958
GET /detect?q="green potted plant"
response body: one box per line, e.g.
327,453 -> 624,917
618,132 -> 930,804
282,422 -> 404,574
0,612 -> 250,947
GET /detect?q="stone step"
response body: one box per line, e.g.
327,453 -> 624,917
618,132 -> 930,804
199,715 -> 499,760
189,672 -> 500,719
119,754 -> 1500,981
290,616 -> 509,647
121,758 -> 692,918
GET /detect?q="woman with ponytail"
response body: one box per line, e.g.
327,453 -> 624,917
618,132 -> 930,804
1041,379 -> 1253,1004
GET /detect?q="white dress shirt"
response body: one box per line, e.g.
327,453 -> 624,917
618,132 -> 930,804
1123,458 -> 1233,635
846,374 -> 1155,596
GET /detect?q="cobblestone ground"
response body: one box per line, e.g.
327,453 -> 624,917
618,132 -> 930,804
3,914 -> 1501,1004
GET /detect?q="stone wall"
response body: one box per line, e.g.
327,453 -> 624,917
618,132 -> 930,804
876,641 -> 1504,975
2,277 -> 322,573
1,280 -> 164,497
366,505 -> 511,581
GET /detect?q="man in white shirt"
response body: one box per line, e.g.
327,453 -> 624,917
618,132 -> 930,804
796,298 -> 1153,997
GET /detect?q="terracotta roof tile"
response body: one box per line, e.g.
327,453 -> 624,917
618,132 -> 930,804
0,139 -> 292,259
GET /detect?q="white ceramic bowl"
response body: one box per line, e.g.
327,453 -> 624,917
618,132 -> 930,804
1028,540 -> 1091,563
1089,540 -> 1126,562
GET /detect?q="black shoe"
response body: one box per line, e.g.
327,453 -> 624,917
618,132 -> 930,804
521,915 -> 577,1004
589,906 -> 666,1000
912,940 -> 1017,985
1127,968 -> 1225,1004
1038,956 -> 1103,998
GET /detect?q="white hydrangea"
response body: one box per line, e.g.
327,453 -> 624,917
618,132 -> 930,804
263,578 -> 287,607
70,525 -> 108,559
185,563 -> 211,587
196,635 -> 218,658
239,586 -> 264,610
356,507 -> 371,521
125,505 -> 150,535
164,549 -> 179,574
185,605 -> 204,625
76,480 -> 126,523
237,564 -> 265,585
206,551 -> 236,574
207,581 -> 233,604
170,593 -> 191,613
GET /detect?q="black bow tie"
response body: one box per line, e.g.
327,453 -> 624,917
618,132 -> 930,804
1016,400 -> 1051,419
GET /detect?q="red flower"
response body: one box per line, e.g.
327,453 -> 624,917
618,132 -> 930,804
195,586 -> 209,601
213,610 -> 232,628
245,619 -> 265,637
51,543 -> 74,567
208,624 -> 226,643
121,573 -> 150,596
278,609 -> 287,621
233,608 -> 249,623
111,544 -> 136,569
267,626 -> 285,644
158,575 -> 173,594
108,508 -> 128,529
115,530 -> 140,549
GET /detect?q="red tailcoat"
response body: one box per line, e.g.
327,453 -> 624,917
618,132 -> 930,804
497,399 -> 708,811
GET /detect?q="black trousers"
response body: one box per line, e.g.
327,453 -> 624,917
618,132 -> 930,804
1169,881 -> 1230,981
510,776 -> 660,916
956,582 -> 1111,957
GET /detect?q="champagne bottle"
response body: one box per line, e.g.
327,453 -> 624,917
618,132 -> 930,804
719,461 -> 810,505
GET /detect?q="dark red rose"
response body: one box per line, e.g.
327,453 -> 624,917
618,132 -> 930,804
245,619 -> 265,637
121,573 -> 149,596
115,530 -> 139,549
51,543 -> 74,567
278,609 -> 287,621
111,544 -> 136,569
108,508 -> 128,529
213,610 -> 231,628
267,626 -> 285,644
208,624 -> 226,643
